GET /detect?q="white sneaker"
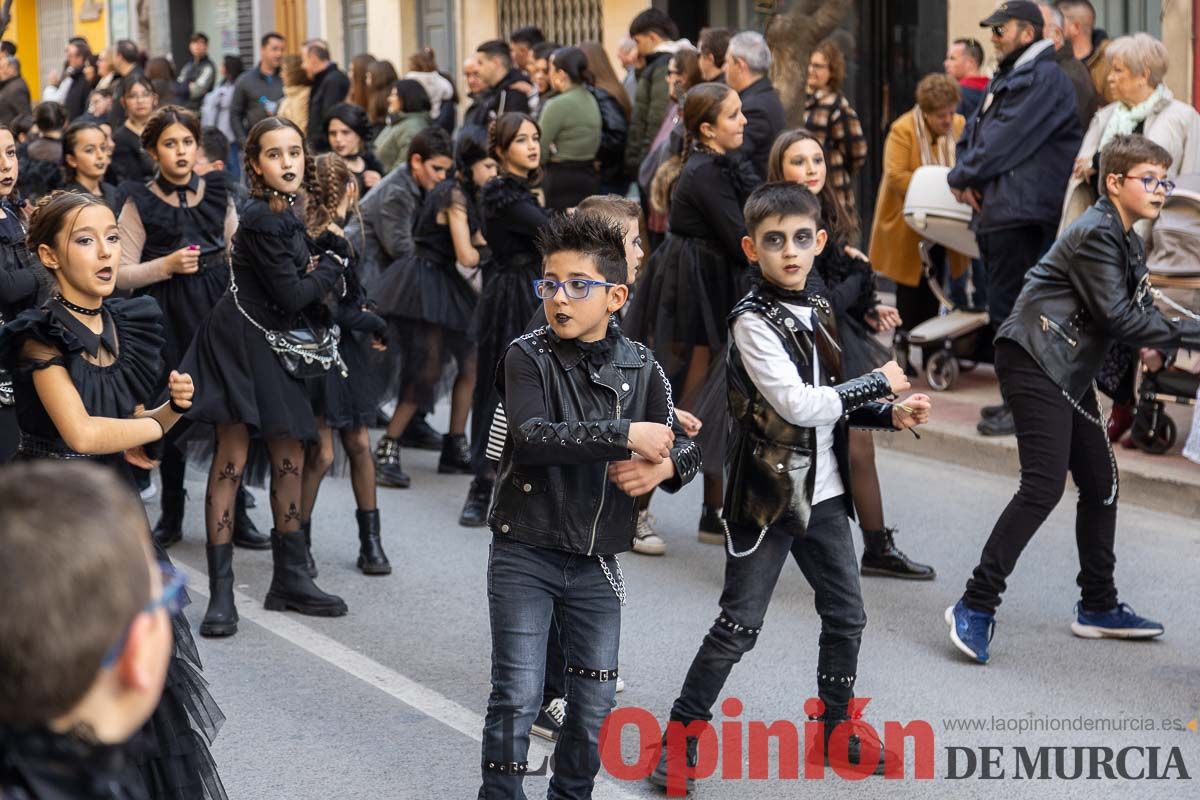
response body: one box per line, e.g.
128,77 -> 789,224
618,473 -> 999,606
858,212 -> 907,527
632,510 -> 666,556
615,676 -> 626,693
140,482 -> 158,502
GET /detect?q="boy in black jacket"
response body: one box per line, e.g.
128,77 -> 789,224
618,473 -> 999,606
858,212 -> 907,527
479,212 -> 700,798
649,183 -> 931,795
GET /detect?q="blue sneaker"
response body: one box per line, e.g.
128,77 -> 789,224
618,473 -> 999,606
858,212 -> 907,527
1071,602 -> 1164,639
945,600 -> 994,664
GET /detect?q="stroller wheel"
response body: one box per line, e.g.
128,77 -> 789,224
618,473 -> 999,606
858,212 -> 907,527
1130,408 -> 1177,455
926,349 -> 959,391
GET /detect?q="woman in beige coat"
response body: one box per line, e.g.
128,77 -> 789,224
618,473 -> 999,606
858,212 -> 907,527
277,55 -> 311,137
1060,33 -> 1200,236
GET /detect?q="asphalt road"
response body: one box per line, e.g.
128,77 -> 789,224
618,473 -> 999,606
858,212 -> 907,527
161,434 -> 1200,799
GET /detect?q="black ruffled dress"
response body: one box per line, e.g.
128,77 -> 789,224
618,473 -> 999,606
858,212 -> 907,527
373,178 -> 478,406
0,204 -> 49,462
471,174 -> 548,465
814,220 -> 891,378
0,725 -> 150,800
0,296 -> 227,800
180,198 -> 342,443
120,173 -> 231,375
308,229 -> 387,430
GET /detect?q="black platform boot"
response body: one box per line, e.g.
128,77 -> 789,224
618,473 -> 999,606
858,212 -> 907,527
200,543 -> 238,637
860,527 -> 936,580
374,436 -> 411,488
400,412 -> 443,450
355,509 -> 391,575
151,453 -> 187,548
437,433 -> 473,474
232,485 -> 271,549
458,477 -> 492,527
300,520 -> 317,578
264,529 -> 348,616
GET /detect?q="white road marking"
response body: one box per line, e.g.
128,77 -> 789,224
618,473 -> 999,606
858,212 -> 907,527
179,563 -> 645,800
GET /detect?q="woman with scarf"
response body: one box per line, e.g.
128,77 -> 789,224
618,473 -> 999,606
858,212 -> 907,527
868,73 -> 969,336
1058,33 -> 1200,441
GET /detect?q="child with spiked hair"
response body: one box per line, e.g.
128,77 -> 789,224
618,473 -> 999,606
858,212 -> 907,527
478,210 -> 700,797
649,182 -> 931,795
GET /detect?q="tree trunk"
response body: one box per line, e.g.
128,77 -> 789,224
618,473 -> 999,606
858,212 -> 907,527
765,0 -> 855,127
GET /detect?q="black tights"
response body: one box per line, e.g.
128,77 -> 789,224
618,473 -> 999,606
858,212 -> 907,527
848,429 -> 885,532
205,424 -> 306,543
300,420 -> 376,521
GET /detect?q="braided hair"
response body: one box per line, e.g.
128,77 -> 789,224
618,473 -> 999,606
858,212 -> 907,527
305,152 -> 356,238
242,116 -> 317,213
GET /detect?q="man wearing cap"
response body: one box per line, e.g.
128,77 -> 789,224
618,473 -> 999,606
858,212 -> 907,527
948,0 -> 1082,436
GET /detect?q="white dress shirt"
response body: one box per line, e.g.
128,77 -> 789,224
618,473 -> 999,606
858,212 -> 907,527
731,302 -> 845,505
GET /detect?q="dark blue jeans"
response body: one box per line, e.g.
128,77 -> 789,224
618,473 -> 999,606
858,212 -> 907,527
479,536 -> 622,800
669,498 -> 866,724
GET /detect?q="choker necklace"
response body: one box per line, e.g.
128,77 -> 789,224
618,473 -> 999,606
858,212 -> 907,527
264,187 -> 298,206
57,295 -> 102,316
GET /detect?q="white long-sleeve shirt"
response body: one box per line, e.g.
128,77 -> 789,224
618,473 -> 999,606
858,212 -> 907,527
731,302 -> 845,505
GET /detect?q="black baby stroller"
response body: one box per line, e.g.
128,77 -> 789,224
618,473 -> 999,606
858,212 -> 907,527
1128,173 -> 1200,454
899,165 -> 990,390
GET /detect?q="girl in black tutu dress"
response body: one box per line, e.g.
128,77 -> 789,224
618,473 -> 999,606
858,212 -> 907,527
372,127 -> 494,487
298,153 -> 391,576
0,124 -> 52,463
180,116 -> 348,638
767,128 -> 935,579
323,103 -> 384,199
61,120 -> 121,210
115,105 -> 267,554
457,112 -> 547,527
0,190 -> 226,800
624,82 -> 756,542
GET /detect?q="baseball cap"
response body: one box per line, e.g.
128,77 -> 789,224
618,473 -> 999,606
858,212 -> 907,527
980,1 -> 1043,27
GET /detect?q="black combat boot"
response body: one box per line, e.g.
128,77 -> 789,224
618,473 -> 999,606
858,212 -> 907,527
860,527 -> 936,580
263,530 -> 348,617
232,485 -> 271,549
355,509 -> 391,575
199,544 -> 238,637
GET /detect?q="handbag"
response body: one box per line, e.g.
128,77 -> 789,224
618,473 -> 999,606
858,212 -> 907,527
228,250 -> 348,379
0,312 -> 11,407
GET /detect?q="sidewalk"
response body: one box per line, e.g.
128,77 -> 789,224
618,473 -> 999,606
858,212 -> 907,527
876,364 -> 1200,517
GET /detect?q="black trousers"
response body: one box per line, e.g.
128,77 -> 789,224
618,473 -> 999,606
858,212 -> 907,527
963,341 -> 1119,615
977,223 -> 1057,328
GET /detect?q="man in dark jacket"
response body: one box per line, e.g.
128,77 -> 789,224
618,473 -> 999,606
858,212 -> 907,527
176,32 -> 217,113
0,53 -> 30,126
944,38 -> 989,120
462,40 -> 532,129
302,40 -> 350,153
948,0 -> 1082,436
229,32 -> 286,148
624,9 -> 680,179
1038,1 -> 1099,129
107,39 -> 142,127
43,40 -> 92,120
725,31 -> 784,183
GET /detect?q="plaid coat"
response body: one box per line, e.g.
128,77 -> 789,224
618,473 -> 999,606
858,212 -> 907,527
804,89 -> 867,223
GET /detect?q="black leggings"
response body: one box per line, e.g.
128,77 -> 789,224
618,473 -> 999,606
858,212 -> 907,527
963,341 -> 1119,615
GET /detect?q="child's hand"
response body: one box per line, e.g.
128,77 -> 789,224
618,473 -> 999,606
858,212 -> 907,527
873,360 -> 911,394
169,245 -> 201,274
168,370 -> 194,411
123,446 -> 159,470
627,421 -> 674,464
893,393 -> 931,429
844,245 -> 869,263
868,304 -> 902,332
675,409 -> 702,437
608,456 -> 674,497
371,334 -> 388,352
1140,348 -> 1165,372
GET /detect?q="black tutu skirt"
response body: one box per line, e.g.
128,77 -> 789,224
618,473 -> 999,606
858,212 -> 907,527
473,258 -> 541,400
837,312 -> 892,378
141,254 -> 229,374
179,294 -> 319,443
372,251 -> 477,333
309,331 -> 383,431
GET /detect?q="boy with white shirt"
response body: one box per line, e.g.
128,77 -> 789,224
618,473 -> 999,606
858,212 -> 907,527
648,182 -> 932,795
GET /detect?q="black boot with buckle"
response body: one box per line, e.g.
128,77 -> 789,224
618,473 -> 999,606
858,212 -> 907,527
232,485 -> 271,549
374,436 -> 411,488
200,543 -> 238,637
264,529 -> 348,617
437,433 -> 473,474
356,509 -> 391,574
860,527 -> 935,580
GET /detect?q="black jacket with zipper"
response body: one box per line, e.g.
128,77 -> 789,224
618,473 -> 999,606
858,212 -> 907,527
998,197 -> 1200,401
489,324 -> 701,555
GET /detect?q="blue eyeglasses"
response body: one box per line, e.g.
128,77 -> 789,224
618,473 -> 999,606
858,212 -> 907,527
1118,173 -> 1176,195
531,278 -> 619,301
100,562 -> 188,669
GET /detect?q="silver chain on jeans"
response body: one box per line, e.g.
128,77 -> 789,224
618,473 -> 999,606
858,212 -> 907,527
720,518 -> 769,558
1061,382 -> 1118,506
597,555 -> 626,606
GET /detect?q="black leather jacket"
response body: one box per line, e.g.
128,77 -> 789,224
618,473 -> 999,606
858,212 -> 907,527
490,326 -> 702,554
998,198 -> 1200,401
724,288 -> 897,535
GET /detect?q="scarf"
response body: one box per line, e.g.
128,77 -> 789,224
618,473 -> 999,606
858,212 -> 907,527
913,106 -> 955,168
1101,83 -> 1167,149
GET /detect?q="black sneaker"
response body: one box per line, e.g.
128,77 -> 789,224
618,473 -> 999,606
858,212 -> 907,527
697,505 -> 723,545
400,415 -> 443,451
980,403 -> 1008,420
530,697 -> 566,743
977,406 -> 1015,436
